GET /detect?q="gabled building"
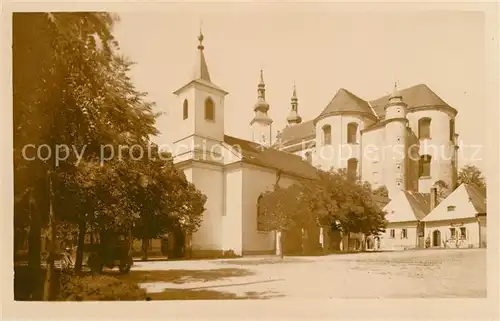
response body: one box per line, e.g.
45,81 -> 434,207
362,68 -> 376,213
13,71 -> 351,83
378,190 -> 432,250
422,184 -> 487,248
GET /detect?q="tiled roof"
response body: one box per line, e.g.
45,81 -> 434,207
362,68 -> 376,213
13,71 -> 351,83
278,83 -> 454,146
369,84 -> 454,118
316,88 -> 375,119
403,191 -> 431,221
224,135 -> 319,180
464,184 -> 487,213
277,120 -> 315,145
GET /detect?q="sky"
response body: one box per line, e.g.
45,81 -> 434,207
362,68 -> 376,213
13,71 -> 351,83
112,4 -> 487,172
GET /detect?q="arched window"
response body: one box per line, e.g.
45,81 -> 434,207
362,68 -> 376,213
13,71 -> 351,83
418,117 -> 431,139
449,119 -> 455,142
204,97 -> 215,121
419,155 -> 432,177
347,122 -> 358,144
257,195 -> 265,231
347,158 -> 358,178
322,125 -> 332,145
183,99 -> 188,120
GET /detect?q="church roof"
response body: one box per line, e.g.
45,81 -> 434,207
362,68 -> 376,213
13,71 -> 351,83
316,88 -> 375,121
279,83 -> 455,145
369,83 -> 454,118
277,120 -> 315,145
224,135 -> 319,180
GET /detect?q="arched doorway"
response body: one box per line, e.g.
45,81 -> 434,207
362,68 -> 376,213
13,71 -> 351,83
432,230 -> 441,247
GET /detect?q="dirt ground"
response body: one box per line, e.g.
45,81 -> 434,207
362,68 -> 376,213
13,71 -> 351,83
124,248 -> 486,299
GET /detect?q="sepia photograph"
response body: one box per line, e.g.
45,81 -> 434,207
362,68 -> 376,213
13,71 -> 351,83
3,1 -> 499,320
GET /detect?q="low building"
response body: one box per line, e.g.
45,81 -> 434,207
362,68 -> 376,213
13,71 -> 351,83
422,184 -> 487,248
379,190 -> 432,250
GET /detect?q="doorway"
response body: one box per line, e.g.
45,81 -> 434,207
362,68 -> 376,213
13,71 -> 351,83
432,230 -> 441,247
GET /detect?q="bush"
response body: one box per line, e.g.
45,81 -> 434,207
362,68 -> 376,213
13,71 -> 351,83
58,274 -> 147,301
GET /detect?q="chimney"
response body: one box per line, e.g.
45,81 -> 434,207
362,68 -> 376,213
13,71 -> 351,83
430,186 -> 437,209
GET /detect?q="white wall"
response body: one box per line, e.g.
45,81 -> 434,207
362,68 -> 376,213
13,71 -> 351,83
379,222 -> 418,250
407,109 -> 455,191
314,115 -> 365,172
186,162 -> 224,252
241,164 -> 296,253
222,166 -> 244,255
424,218 -> 480,248
360,126 -> 385,188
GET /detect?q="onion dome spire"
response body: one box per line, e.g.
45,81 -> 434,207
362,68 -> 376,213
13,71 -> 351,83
287,82 -> 302,125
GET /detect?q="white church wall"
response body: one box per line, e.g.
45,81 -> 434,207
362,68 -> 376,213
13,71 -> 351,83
314,115 -> 365,172
193,83 -> 226,142
360,126 -> 385,188
407,109 -> 455,192
241,164 -> 296,254
169,86 -> 196,147
188,162 -> 225,254
222,166 -> 244,255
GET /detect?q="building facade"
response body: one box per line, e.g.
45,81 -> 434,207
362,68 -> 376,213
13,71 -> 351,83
278,82 -> 460,200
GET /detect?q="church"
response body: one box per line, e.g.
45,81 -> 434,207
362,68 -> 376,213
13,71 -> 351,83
166,30 -> 462,257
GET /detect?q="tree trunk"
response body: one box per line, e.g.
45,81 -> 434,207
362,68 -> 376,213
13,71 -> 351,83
142,237 -> 149,261
74,219 -> 86,272
43,171 -> 57,301
279,231 -> 284,259
27,188 -> 42,300
346,232 -> 350,252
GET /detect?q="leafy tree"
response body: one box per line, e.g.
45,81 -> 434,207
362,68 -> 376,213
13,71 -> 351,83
458,165 -> 486,192
434,180 -> 451,201
257,183 -> 304,258
13,12 -> 159,299
373,185 -> 389,198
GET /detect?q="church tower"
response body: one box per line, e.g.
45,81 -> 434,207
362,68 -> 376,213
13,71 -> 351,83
168,29 -> 229,256
170,29 -> 228,164
250,70 -> 273,146
286,83 -> 302,126
383,83 -> 408,199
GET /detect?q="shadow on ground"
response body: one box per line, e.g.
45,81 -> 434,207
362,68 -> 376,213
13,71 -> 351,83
216,257 -> 312,266
103,268 -> 255,284
147,289 -> 284,300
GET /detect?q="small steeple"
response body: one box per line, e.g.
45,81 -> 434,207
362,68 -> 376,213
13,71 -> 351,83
254,69 -> 270,113
193,27 -> 211,82
250,69 -> 273,145
287,82 -> 302,126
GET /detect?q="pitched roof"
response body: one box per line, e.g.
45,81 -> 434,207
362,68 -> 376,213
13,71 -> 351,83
316,88 -> 375,120
223,135 -> 319,180
278,120 -> 316,146
403,191 -> 431,221
383,190 -> 431,222
174,32 -> 228,95
422,184 -> 486,222
370,84 -> 454,118
464,184 -> 487,213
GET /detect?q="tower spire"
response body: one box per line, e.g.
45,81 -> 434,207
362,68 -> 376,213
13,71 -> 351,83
250,69 -> 273,146
287,81 -> 302,126
193,26 -> 211,81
